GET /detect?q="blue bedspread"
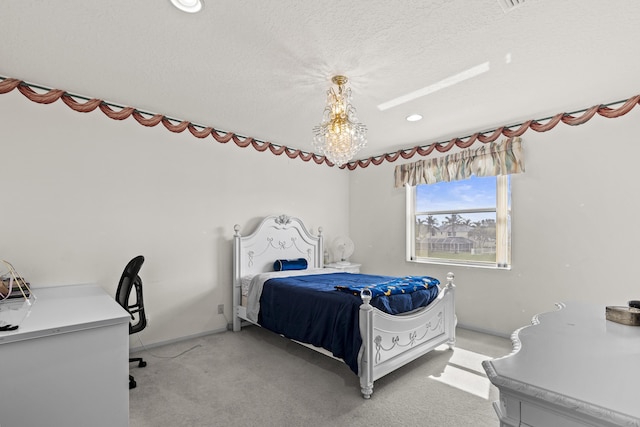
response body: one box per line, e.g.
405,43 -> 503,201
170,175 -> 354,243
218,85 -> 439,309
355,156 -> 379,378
257,273 -> 439,374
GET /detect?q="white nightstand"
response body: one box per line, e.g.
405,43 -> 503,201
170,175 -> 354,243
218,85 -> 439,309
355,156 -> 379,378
325,262 -> 361,273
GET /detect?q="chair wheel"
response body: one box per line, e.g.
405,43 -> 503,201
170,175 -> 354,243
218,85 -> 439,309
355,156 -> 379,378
129,380 -> 137,389
139,361 -> 147,367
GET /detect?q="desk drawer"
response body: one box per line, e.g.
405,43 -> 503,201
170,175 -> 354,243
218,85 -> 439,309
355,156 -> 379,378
521,401 -> 594,427
492,393 -> 520,427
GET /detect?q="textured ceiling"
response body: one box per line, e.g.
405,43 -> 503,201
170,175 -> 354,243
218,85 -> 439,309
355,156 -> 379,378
1,0 -> 639,162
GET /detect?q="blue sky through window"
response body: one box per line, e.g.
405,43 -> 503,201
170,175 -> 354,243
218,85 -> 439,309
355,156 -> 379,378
416,176 -> 497,217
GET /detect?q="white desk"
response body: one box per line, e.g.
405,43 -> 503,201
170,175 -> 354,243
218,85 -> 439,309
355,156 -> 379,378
482,302 -> 640,427
0,284 -> 130,427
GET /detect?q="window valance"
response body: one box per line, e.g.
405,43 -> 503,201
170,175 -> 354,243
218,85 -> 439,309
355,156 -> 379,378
394,137 -> 524,188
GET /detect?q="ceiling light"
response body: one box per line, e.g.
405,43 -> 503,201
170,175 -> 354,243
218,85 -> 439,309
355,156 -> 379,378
312,76 -> 367,167
406,114 -> 423,122
170,0 -> 202,13
377,62 -> 490,111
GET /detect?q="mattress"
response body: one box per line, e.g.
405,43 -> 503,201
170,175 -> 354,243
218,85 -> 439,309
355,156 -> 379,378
245,270 -> 440,373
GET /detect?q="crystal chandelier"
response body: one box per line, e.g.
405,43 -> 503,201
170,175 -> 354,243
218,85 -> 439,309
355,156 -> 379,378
312,75 -> 367,167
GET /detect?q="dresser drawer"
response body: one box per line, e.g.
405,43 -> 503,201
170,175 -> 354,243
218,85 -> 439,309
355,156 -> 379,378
521,401 -> 594,427
492,393 -> 520,427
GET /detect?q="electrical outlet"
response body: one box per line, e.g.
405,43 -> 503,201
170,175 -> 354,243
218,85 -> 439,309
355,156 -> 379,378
217,304 -> 224,314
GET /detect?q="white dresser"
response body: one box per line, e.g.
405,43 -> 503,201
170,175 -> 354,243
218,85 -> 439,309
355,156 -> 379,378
482,302 -> 640,427
0,284 -> 130,427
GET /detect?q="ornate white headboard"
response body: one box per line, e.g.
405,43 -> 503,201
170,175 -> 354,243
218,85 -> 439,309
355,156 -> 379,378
233,214 -> 324,282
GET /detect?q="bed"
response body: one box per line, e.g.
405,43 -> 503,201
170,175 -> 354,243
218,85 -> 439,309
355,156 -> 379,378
232,214 -> 456,398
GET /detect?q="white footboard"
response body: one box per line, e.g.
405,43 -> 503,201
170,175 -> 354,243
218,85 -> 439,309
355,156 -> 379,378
358,272 -> 456,399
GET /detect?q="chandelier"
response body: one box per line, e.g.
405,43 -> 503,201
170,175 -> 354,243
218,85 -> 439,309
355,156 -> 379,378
312,75 -> 367,167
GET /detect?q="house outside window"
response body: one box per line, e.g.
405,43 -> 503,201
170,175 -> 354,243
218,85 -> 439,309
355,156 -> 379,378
406,175 -> 511,269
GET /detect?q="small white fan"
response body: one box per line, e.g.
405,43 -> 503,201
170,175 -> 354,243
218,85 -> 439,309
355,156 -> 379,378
332,236 -> 355,265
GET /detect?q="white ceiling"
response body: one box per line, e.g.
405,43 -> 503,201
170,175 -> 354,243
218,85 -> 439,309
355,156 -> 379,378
2,0 -> 639,163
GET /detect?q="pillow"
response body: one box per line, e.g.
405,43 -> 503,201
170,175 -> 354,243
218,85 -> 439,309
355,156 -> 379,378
273,258 -> 308,271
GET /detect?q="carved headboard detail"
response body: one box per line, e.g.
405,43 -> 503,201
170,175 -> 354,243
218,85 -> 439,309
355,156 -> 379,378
233,214 -> 324,281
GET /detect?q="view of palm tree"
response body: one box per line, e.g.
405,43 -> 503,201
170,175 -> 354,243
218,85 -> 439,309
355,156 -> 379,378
412,175 -> 510,266
415,213 -> 497,262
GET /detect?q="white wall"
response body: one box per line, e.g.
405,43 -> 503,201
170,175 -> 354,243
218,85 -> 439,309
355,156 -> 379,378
350,109 -> 640,336
0,90 -> 350,346
5,86 -> 639,343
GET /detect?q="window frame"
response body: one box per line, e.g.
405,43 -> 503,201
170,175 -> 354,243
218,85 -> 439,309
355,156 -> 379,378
406,175 -> 511,269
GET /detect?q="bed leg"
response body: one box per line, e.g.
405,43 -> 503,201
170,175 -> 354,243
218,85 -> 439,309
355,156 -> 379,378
359,289 -> 374,399
233,313 -> 241,332
445,273 -> 456,350
361,384 -> 373,399
232,224 -> 242,333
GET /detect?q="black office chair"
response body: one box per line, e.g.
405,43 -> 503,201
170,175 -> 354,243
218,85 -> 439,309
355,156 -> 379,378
115,255 -> 147,389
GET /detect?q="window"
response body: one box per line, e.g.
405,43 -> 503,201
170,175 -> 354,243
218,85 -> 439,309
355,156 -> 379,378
396,137 -> 522,268
406,175 -> 511,268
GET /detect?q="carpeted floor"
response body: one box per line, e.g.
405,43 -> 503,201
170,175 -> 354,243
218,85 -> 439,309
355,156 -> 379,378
129,326 -> 511,427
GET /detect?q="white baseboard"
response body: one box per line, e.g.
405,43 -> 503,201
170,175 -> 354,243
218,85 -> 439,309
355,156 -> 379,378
130,323 -> 509,354
456,322 -> 511,339
129,326 -> 228,354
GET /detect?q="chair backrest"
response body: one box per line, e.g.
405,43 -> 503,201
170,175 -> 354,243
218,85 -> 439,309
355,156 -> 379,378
115,255 -> 146,334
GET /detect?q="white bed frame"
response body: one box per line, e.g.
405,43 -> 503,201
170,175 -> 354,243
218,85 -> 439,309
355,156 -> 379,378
232,214 -> 456,399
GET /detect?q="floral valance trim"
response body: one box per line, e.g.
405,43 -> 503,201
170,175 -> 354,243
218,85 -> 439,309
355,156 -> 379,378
394,137 -> 524,188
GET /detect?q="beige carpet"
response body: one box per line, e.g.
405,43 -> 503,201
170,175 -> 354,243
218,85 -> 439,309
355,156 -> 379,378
129,326 -> 511,427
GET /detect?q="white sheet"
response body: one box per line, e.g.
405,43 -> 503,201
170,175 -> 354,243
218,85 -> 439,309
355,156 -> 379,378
245,268 -> 340,323
241,275 -> 254,297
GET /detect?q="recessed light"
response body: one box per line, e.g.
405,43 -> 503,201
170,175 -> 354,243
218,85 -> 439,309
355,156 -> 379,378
406,114 -> 423,122
170,0 -> 203,13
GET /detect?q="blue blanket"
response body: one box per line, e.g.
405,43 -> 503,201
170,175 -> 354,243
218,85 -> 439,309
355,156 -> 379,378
335,275 -> 439,298
258,273 -> 439,374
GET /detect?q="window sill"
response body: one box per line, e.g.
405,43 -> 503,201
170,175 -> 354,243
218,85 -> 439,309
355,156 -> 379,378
408,257 -> 511,270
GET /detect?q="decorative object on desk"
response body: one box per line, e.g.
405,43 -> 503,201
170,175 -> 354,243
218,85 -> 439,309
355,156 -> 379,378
0,277 -> 31,300
0,261 -> 34,331
331,236 -> 354,265
0,300 -> 29,331
1,260 -> 33,304
605,305 -> 640,326
0,324 -> 19,331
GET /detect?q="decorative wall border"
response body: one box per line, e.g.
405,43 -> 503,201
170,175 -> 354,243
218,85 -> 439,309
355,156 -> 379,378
2,76 -> 639,170
0,76 -> 328,165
